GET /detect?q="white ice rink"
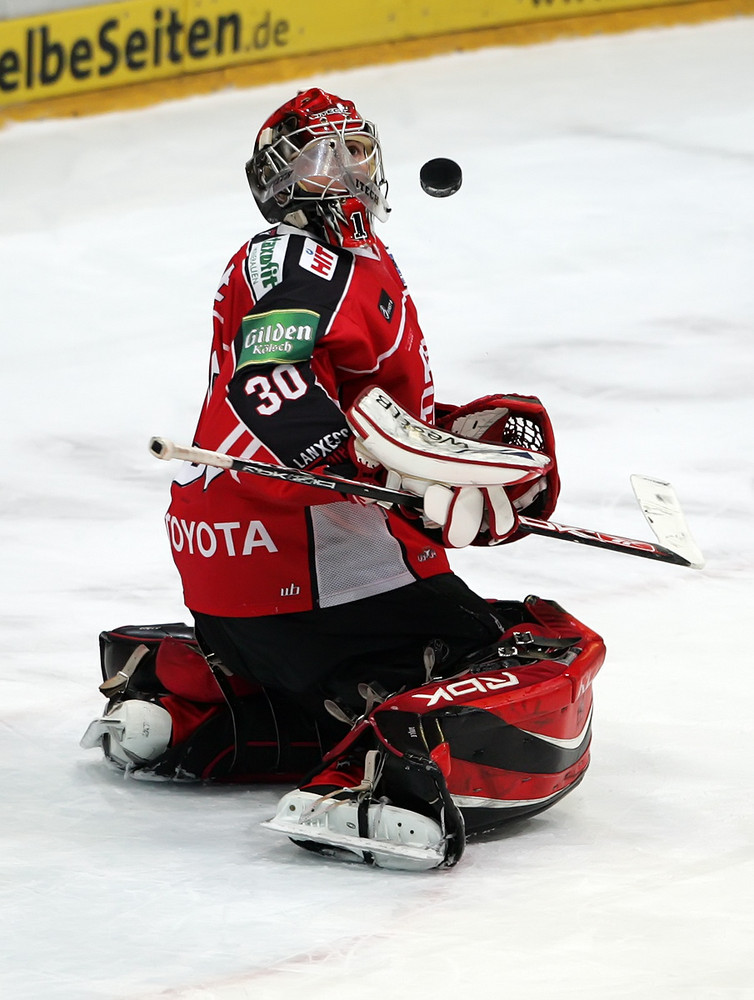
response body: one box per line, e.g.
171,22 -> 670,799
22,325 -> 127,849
1,16 -> 753,999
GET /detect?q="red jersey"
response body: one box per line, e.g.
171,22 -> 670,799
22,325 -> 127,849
166,224 -> 451,616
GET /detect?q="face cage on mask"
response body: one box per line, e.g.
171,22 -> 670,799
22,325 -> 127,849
247,118 -> 389,228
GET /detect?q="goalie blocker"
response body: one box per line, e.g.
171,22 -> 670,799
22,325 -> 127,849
346,387 -> 560,547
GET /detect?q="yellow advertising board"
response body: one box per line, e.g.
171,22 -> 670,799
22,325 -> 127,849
1,0 -> 749,112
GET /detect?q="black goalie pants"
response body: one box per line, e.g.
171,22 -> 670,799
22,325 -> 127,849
192,573 -> 503,733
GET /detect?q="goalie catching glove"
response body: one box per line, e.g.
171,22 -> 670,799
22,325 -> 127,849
436,391 -> 561,527
346,388 -> 558,548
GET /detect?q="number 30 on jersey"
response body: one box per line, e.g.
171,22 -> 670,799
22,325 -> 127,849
243,364 -> 309,416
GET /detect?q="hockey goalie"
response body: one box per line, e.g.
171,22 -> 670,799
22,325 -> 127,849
82,391 -> 605,871
81,87 -> 607,871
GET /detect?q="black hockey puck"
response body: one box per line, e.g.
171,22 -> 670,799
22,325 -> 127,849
419,158 -> 463,198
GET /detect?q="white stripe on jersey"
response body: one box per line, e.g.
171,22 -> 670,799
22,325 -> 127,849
335,288 -> 409,375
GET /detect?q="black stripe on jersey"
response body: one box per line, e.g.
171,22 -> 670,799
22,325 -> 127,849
242,230 -> 354,344
227,230 -> 356,472
304,507 -> 320,609
227,360 -> 351,471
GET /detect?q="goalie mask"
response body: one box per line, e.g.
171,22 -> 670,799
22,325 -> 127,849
245,88 -> 390,249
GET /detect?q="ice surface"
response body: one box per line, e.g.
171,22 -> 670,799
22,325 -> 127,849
1,18 -> 753,999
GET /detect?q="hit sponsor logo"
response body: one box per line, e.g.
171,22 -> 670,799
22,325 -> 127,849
299,238 -> 337,280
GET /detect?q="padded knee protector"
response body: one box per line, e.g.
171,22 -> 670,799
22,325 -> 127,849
80,700 -> 172,769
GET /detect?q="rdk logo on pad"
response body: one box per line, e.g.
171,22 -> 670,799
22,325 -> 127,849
300,239 -> 337,280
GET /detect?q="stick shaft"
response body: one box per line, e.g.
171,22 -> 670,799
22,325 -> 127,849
149,436 -> 423,508
149,437 -> 698,568
516,516 -> 690,566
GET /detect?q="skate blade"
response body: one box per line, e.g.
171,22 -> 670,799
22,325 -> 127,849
261,817 -> 446,871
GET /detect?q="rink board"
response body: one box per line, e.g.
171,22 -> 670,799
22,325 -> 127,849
1,0 -> 752,120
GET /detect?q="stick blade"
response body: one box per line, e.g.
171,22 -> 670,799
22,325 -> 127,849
630,475 -> 705,569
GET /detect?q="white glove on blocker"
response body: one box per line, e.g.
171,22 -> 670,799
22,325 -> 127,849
348,387 -> 550,548
396,475 -> 517,548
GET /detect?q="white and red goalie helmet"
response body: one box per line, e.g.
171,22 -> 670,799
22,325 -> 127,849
245,87 -> 390,248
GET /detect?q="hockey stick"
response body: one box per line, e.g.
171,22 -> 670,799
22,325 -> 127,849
149,436 -> 423,507
148,437 -> 704,569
